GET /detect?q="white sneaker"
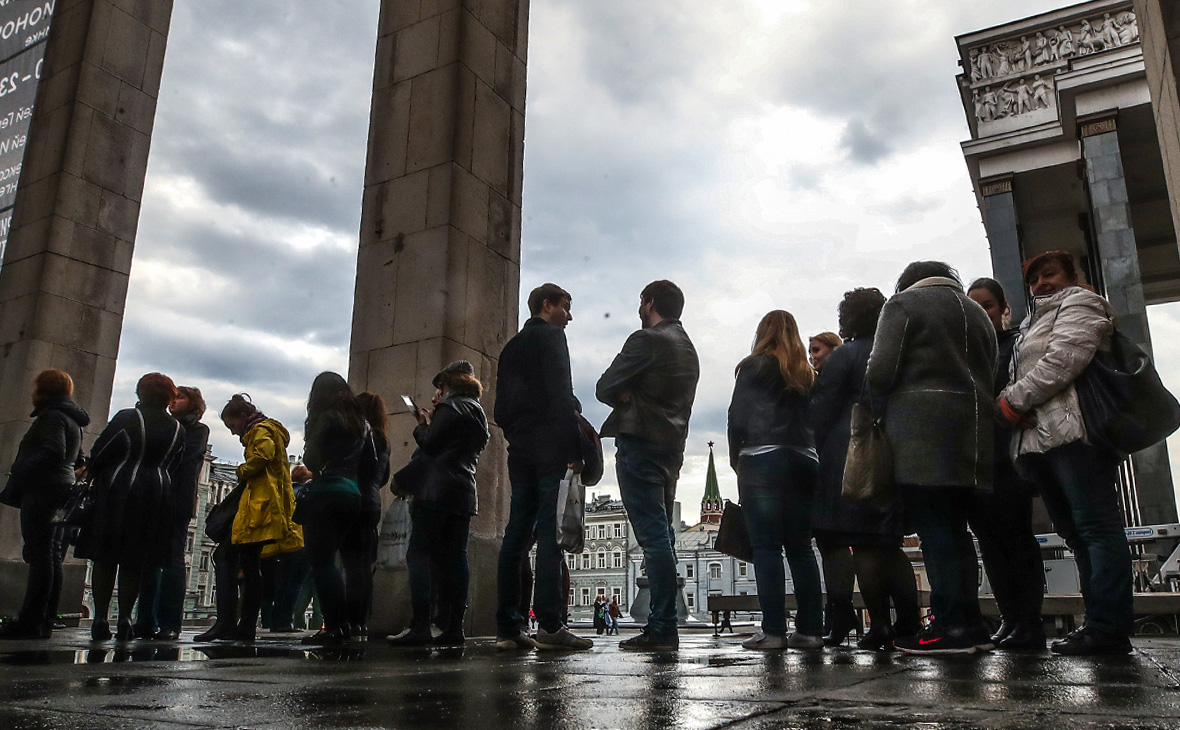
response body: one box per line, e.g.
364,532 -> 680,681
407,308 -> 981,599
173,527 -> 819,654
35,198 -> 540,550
787,632 -> 825,650
495,631 -> 537,651
741,631 -> 788,650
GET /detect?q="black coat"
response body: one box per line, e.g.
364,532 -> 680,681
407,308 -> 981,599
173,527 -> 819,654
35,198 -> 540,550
810,337 -> 905,538
726,354 -> 815,469
168,414 -> 209,521
304,411 -> 367,482
495,317 -> 581,466
75,405 -> 185,565
412,391 -> 489,516
596,319 -> 700,451
865,278 -> 998,490
3,398 -> 90,507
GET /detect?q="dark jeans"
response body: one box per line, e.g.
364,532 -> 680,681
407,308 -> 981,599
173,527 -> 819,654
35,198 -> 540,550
496,454 -> 565,636
1017,440 -> 1133,635
211,541 -> 264,629
407,505 -> 471,633
300,490 -> 361,632
969,462 -> 1044,627
902,485 -> 982,630
136,515 -> 190,633
738,449 -> 823,635
616,436 -> 682,636
273,548 -> 313,629
17,487 -> 69,631
341,508 -> 381,628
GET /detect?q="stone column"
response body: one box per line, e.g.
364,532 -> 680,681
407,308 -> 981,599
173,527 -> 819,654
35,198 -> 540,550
0,0 -> 173,615
980,176 -> 1028,324
350,0 -> 529,636
1133,0 -> 1180,240
1081,114 -> 1178,525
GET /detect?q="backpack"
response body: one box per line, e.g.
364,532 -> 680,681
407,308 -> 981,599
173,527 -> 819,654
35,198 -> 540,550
577,413 -> 604,486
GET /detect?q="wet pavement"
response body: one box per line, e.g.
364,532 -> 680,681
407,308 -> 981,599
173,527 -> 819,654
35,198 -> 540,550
0,630 -> 1177,729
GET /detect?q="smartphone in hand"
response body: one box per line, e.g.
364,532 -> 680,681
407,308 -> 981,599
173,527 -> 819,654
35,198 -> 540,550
401,394 -> 416,411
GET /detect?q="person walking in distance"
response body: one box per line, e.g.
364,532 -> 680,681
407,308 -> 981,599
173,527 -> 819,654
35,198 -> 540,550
597,280 -> 700,651
494,283 -> 593,651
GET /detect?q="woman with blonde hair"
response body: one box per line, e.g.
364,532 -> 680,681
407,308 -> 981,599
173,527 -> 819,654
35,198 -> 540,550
809,332 -> 843,372
727,310 -> 823,650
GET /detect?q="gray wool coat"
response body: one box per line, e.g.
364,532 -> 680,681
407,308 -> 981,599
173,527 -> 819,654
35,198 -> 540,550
865,277 -> 999,490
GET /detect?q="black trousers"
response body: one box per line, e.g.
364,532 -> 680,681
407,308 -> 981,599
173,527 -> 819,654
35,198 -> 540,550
212,541 -> 264,629
17,487 -> 70,632
407,505 -> 471,634
340,508 -> 381,628
969,460 -> 1044,626
300,490 -> 361,632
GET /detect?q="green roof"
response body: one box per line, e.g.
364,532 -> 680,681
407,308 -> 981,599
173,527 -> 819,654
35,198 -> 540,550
703,442 -> 722,502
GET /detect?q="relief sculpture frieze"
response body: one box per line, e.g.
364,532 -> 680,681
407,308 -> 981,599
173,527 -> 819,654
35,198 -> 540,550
965,9 -> 1138,125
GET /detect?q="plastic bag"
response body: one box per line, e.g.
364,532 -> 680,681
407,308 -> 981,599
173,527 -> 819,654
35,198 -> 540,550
555,469 -> 585,553
377,496 -> 413,570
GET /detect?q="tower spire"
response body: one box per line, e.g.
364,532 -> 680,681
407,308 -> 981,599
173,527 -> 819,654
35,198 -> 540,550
701,442 -> 724,525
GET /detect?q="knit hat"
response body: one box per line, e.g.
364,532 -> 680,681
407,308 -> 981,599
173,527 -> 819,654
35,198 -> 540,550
433,360 -> 475,389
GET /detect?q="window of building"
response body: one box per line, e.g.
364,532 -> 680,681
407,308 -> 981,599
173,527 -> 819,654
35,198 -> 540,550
709,563 -> 722,579
581,552 -> 591,570
596,587 -> 607,598
585,525 -> 591,539
580,588 -> 591,606
686,594 -> 695,609
738,562 -> 748,578
685,563 -> 695,579
612,587 -> 622,601
597,549 -> 606,569
569,589 -> 575,606
199,552 -> 210,571
612,551 -> 623,568
614,523 -> 623,538
567,553 -> 577,571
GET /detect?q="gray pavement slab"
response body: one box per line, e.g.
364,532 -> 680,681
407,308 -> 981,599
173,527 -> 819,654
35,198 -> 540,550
0,630 -> 1177,729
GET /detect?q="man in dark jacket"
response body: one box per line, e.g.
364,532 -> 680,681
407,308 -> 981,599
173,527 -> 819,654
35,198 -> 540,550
596,280 -> 699,650
494,283 -> 592,651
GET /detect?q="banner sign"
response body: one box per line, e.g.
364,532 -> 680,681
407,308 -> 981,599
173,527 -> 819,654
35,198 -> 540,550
0,0 -> 55,275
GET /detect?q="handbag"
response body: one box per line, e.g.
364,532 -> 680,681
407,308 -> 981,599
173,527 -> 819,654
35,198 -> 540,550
377,496 -> 413,570
714,501 -> 753,563
391,450 -> 432,497
577,413 -> 605,487
556,468 -> 586,553
0,473 -> 24,508
204,483 -> 245,543
841,402 -> 895,507
51,479 -> 97,526
1075,329 -> 1180,456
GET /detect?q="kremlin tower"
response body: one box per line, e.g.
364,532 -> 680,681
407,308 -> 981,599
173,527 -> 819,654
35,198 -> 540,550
700,442 -> 724,525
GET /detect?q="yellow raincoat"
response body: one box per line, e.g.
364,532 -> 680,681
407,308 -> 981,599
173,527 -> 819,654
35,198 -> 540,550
231,418 -> 303,557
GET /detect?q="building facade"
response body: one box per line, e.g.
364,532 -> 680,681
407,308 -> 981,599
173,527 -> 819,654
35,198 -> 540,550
565,494 -> 632,620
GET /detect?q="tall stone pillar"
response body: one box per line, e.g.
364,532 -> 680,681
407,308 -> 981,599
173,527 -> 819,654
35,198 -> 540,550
0,0 -> 173,615
980,176 -> 1028,324
1081,114 -> 1178,525
350,0 -> 529,636
1133,0 -> 1180,240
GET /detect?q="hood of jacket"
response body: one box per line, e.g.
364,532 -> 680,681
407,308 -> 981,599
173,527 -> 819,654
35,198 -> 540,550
249,418 -> 290,450
31,398 -> 91,428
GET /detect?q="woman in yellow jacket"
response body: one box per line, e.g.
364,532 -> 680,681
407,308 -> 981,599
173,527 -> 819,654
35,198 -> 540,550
196,394 -> 301,643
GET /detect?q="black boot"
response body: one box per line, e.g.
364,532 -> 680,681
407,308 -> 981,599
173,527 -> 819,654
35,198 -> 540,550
823,603 -> 859,647
857,625 -> 895,651
194,622 -> 235,642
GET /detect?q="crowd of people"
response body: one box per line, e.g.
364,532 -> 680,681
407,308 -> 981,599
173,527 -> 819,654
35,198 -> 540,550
0,251 -> 1141,657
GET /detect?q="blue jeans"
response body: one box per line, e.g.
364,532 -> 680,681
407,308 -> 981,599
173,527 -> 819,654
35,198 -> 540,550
902,485 -> 982,630
616,436 -> 682,636
1016,440 -> 1132,635
738,450 -> 823,636
496,456 -> 565,635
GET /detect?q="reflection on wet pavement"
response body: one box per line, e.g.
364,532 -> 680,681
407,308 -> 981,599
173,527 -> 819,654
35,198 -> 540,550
0,631 -> 1175,729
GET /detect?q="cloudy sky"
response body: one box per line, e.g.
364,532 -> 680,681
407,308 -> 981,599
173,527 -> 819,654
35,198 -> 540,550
111,0 -> 1180,518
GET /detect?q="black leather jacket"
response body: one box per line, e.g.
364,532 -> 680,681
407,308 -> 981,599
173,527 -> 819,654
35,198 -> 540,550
358,431 -> 391,514
413,391 -> 490,516
7,398 -> 90,492
495,317 -> 581,465
304,412 -> 367,481
726,354 -> 815,468
596,319 -> 699,451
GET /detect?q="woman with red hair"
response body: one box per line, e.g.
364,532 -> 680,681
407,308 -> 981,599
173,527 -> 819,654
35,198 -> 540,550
75,373 -> 185,642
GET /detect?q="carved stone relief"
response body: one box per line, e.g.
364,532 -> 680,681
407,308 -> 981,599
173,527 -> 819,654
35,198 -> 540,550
967,9 -> 1138,123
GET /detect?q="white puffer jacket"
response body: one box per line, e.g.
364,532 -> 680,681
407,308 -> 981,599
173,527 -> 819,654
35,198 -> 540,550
1001,286 -> 1114,459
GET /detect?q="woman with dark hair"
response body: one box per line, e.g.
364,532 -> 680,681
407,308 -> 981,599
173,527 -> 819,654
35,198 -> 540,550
998,251 -> 1132,655
300,372 -> 369,645
966,278 -> 1045,651
0,370 -> 89,639
197,394 -> 301,642
866,262 -> 998,656
811,288 -> 920,650
134,386 -> 210,640
808,332 -> 843,372
341,391 -> 391,639
727,310 -> 824,650
77,373 -> 185,642
388,360 -> 489,647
